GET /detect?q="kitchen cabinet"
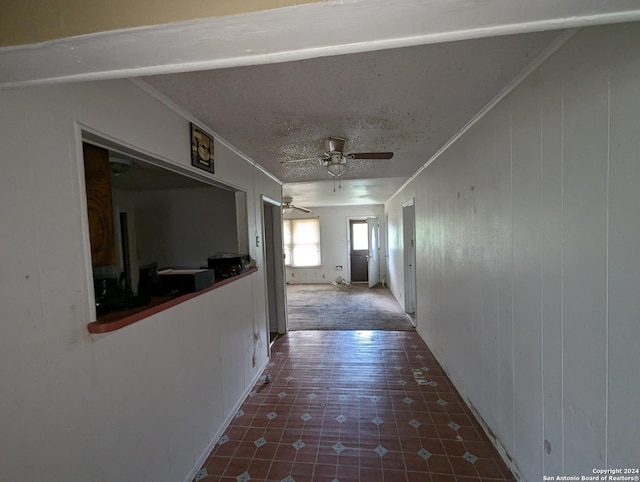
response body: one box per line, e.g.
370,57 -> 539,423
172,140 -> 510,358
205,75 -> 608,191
83,143 -> 116,267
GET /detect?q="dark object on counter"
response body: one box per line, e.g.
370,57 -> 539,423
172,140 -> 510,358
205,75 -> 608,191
94,277 -> 121,314
94,276 -> 148,315
138,262 -> 170,297
158,268 -> 214,293
208,253 -> 250,280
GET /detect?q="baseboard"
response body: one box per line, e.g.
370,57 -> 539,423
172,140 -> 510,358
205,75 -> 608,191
415,327 -> 525,482
406,312 -> 417,327
183,359 -> 269,482
286,281 -> 334,285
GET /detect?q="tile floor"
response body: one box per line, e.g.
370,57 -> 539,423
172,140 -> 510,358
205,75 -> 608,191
200,331 -> 515,482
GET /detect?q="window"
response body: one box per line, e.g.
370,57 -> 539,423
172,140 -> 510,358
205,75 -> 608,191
351,221 -> 369,250
283,218 -> 321,267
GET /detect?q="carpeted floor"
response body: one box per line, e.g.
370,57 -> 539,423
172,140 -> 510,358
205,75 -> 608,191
286,283 -> 415,331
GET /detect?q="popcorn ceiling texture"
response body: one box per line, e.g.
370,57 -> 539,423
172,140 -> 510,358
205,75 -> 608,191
143,30 -> 561,185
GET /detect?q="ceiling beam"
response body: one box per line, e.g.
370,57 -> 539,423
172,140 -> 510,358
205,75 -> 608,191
1,0 -> 640,89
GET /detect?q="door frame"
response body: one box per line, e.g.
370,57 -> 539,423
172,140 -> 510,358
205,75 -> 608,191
347,216 -> 368,283
261,195 -> 287,348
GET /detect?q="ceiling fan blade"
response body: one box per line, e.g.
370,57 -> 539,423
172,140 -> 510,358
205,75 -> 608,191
293,205 -> 312,213
280,157 -> 323,164
348,152 -> 394,160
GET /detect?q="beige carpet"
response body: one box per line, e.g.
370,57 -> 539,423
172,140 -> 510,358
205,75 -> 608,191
286,283 -> 415,331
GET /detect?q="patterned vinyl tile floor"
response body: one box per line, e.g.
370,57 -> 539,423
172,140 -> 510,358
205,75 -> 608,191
199,330 -> 515,482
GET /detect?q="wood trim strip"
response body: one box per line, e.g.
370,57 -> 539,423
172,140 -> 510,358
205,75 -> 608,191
87,267 -> 258,334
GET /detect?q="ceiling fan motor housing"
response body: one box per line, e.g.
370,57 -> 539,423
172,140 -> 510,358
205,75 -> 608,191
326,154 -> 346,177
324,137 -> 346,155
329,153 -> 346,164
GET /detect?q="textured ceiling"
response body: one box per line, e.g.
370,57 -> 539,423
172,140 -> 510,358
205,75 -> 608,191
4,0 -> 635,207
2,0 -> 637,207
142,30 -> 562,205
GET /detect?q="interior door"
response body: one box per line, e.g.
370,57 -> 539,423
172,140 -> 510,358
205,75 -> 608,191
263,202 -> 278,338
367,217 -> 380,288
403,202 -> 417,316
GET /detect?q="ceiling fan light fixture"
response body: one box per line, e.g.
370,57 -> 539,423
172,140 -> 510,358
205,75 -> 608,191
109,156 -> 133,175
327,162 -> 345,177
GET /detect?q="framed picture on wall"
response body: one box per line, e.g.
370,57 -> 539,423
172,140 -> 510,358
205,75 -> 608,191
190,123 -> 214,173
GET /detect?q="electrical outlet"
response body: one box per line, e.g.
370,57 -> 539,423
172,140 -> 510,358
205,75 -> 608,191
335,265 -> 343,271
194,468 -> 208,481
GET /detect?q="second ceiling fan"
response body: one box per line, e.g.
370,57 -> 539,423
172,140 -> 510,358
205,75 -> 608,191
282,197 -> 311,214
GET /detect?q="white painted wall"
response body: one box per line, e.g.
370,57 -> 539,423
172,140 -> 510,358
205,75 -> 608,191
386,23 -> 640,480
135,186 -> 238,267
285,204 -> 384,284
386,194 -> 417,309
0,79 -> 280,481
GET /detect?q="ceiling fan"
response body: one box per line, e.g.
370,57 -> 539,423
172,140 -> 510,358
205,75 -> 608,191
282,137 -> 393,189
282,197 -> 311,214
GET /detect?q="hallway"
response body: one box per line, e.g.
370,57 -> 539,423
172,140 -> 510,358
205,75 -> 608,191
199,331 -> 515,481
